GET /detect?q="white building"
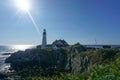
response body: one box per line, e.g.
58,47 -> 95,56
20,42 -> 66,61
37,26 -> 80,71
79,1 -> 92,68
41,29 -> 69,49
41,29 -> 47,49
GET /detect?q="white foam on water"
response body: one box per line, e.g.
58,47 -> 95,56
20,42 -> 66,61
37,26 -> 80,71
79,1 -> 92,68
0,63 -> 10,73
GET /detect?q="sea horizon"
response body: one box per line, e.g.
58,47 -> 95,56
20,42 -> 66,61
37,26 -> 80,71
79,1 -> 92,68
0,44 -> 120,53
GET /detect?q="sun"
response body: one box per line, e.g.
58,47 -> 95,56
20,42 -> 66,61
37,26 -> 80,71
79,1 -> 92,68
14,0 -> 30,12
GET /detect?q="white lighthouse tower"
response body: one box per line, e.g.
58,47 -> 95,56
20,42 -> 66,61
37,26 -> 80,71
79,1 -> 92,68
41,29 -> 47,49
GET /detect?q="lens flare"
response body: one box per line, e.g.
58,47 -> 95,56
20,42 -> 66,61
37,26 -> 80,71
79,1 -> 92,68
13,0 -> 41,36
27,11 -> 41,35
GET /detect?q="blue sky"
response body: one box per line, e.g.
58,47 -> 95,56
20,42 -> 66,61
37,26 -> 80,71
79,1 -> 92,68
0,0 -> 120,45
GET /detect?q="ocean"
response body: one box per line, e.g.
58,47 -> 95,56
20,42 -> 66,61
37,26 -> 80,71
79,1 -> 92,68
0,45 -> 34,72
85,45 -> 120,49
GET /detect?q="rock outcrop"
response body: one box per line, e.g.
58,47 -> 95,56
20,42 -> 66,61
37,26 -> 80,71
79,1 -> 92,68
5,43 -> 90,73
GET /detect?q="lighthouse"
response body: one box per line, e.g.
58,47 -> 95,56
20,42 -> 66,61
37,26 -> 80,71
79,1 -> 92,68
41,29 -> 47,49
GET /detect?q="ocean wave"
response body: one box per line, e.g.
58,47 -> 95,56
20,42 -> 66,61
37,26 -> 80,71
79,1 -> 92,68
0,63 -> 10,73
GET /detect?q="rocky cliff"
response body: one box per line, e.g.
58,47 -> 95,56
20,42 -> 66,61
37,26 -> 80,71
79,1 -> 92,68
5,43 -> 90,74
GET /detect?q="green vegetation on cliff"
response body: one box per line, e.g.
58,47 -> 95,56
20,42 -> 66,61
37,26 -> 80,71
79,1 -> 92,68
23,58 -> 120,80
3,43 -> 120,80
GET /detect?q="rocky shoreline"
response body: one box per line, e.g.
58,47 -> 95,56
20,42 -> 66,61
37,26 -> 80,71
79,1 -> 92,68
5,44 -> 89,73
2,44 -> 89,78
0,43 -> 120,79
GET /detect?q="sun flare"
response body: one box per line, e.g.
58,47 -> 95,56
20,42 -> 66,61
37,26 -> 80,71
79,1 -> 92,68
14,0 -> 30,12
13,45 -> 33,51
13,0 -> 41,35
